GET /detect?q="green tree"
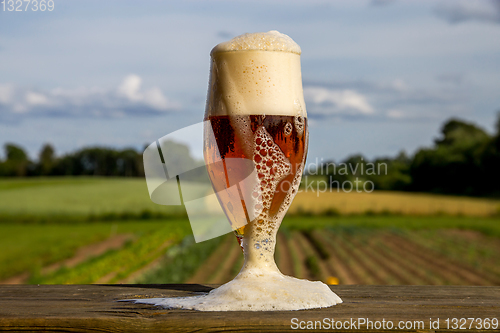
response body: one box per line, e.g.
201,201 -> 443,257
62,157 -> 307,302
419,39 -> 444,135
325,154 -> 367,189
435,118 -> 490,147
116,148 -> 142,177
2,143 -> 30,177
370,151 -> 411,191
479,111 -> 500,195
38,143 -> 55,175
410,118 -> 491,195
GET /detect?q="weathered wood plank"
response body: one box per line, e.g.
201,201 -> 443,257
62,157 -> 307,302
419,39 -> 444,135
0,284 -> 498,332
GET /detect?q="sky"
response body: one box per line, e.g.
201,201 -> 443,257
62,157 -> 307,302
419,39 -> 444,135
1,0 -> 500,163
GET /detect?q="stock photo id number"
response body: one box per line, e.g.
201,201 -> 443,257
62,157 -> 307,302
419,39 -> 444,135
1,0 -> 54,11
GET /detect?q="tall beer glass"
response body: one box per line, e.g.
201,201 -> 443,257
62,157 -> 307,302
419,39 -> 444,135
130,31 -> 341,311
202,31 -> 342,310
205,34 -> 306,268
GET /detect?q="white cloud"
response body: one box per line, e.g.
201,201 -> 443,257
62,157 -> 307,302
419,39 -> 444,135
304,87 -> 374,116
302,78 -> 469,123
118,74 -> 172,111
0,75 -> 180,122
118,74 -> 143,102
25,92 -> 50,106
0,84 -> 13,104
143,87 -> 171,111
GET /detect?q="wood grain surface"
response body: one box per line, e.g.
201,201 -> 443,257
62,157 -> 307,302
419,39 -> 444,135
0,284 -> 498,332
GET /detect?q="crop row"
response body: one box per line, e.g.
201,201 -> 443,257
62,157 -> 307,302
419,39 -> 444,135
188,228 -> 500,286
12,224 -> 498,286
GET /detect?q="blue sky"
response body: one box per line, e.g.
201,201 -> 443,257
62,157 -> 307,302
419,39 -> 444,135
1,0 -> 500,163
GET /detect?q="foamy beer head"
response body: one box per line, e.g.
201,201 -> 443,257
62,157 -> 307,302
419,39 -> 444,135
205,30 -> 307,118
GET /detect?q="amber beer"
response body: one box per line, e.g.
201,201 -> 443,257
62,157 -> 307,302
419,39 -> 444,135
203,31 -> 308,252
204,114 -> 308,238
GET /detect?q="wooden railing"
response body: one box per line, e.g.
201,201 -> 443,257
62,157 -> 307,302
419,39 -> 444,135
0,284 -> 498,332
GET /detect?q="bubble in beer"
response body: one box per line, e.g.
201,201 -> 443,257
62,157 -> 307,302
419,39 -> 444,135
250,126 -> 291,220
294,116 -> 304,136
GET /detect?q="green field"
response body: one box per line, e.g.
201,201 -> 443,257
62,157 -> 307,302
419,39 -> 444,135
1,177 -> 499,220
0,177 -> 499,285
0,220 -> 190,282
284,215 -> 500,237
0,177 -> 183,220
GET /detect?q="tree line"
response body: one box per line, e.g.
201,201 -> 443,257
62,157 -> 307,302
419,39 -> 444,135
0,144 -> 145,177
0,139 -> 202,179
1,114 -> 499,196
314,113 -> 500,197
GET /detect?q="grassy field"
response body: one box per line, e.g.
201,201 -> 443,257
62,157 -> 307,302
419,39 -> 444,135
0,220 -> 190,283
0,177 -> 183,220
29,220 -> 189,284
0,177 -> 499,285
284,215 -> 500,237
290,190 -> 500,217
1,177 -> 499,220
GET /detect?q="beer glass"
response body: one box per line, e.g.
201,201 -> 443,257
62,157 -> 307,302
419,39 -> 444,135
202,31 -> 342,310
131,32 -> 341,311
204,52 -> 306,269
